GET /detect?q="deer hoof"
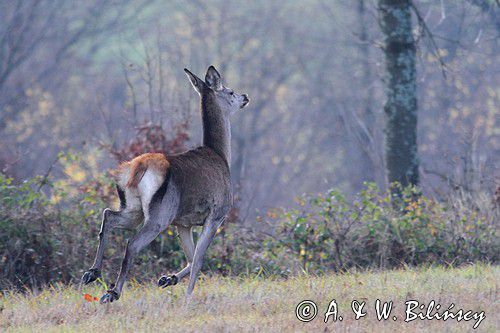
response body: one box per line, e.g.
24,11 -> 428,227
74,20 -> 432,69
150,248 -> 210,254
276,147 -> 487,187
158,275 -> 178,288
81,268 -> 101,285
100,289 -> 120,304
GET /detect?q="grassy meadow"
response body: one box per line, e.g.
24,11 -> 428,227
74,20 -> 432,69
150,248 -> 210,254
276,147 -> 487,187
1,264 -> 498,332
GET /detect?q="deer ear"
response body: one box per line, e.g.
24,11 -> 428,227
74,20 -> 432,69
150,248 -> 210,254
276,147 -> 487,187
184,68 -> 204,95
205,66 -> 222,91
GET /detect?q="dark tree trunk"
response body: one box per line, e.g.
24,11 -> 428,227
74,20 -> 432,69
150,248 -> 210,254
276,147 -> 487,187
378,0 -> 419,187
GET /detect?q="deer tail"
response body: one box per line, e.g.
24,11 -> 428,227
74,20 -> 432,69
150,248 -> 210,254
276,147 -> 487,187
127,161 -> 148,188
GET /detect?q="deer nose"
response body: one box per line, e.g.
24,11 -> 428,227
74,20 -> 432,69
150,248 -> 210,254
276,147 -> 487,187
240,94 -> 249,109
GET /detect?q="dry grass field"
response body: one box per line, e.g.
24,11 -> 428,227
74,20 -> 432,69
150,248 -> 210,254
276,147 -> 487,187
1,264 -> 498,332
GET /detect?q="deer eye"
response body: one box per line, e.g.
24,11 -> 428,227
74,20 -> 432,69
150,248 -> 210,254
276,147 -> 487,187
229,91 -> 234,96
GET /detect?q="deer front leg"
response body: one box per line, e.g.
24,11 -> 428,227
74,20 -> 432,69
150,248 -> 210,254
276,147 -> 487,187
81,209 -> 140,285
158,225 -> 194,288
186,216 -> 224,298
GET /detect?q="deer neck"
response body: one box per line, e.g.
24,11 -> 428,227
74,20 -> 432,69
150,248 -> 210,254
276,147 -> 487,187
201,91 -> 231,165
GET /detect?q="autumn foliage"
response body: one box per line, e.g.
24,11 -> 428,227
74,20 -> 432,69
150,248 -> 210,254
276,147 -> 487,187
105,122 -> 190,163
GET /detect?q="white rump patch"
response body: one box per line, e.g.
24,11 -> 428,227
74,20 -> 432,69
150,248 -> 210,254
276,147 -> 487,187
137,168 -> 165,219
116,162 -> 167,219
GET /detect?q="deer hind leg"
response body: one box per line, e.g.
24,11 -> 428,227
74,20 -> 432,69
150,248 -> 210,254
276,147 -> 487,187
158,225 -> 194,288
82,186 -> 142,285
100,175 -> 179,303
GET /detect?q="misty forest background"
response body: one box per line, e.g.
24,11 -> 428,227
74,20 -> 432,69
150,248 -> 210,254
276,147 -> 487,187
0,0 -> 498,290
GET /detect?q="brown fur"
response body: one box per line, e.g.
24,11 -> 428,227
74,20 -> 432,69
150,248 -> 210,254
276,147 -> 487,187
119,153 -> 170,188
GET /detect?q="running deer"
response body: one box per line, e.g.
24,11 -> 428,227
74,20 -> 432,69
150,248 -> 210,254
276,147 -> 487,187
81,66 -> 249,303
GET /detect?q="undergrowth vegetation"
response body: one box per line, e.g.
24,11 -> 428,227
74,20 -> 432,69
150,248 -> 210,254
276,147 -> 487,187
256,183 -> 498,274
0,169 -> 498,291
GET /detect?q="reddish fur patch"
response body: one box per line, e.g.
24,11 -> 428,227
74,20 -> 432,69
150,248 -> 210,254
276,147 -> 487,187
120,153 -> 169,188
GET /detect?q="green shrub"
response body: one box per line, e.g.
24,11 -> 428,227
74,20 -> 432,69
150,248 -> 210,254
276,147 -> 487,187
1,173 -> 498,290
257,183 -> 499,275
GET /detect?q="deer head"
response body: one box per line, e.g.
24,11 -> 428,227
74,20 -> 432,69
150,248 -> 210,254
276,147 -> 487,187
184,66 -> 249,115
184,66 -> 249,164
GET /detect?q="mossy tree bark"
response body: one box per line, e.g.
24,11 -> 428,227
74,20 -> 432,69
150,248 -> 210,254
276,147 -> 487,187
378,0 -> 419,187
